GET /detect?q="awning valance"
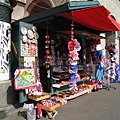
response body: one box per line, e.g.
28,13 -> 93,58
61,6 -> 120,32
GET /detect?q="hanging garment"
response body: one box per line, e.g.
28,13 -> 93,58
96,64 -> 104,81
114,63 -> 120,83
36,103 -> 42,118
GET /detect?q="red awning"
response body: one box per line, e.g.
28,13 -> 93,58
60,6 -> 120,32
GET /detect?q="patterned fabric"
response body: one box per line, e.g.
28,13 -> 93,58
105,43 -> 118,83
100,55 -> 110,69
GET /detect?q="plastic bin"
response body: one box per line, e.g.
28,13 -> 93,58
27,109 -> 36,120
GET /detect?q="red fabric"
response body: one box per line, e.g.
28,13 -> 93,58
85,81 -> 95,85
37,103 -> 42,118
68,40 -> 75,51
61,6 -> 120,32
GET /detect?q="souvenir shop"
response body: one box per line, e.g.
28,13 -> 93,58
12,1 -> 120,120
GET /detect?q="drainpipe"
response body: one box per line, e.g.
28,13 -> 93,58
0,0 -> 17,23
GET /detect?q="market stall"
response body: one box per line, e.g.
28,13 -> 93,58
11,1 -> 120,120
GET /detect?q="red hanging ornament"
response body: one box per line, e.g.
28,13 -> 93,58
70,23 -> 74,41
45,32 -> 50,73
68,22 -> 75,51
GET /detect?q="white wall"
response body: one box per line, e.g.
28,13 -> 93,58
98,0 -> 120,23
11,2 -> 26,20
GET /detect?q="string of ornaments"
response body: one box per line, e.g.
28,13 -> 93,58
68,22 -> 81,92
70,22 -> 74,41
45,32 -> 50,73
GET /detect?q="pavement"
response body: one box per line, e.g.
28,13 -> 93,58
0,83 -> 120,120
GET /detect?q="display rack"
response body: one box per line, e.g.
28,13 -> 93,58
50,65 -> 91,95
51,65 -> 69,94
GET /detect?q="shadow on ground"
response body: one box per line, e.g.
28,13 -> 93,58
0,110 -> 7,119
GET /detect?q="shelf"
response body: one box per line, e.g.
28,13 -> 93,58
53,70 -> 69,73
52,80 -> 82,89
52,83 -> 69,88
52,77 -> 60,81
52,77 -> 69,81
78,68 -> 84,70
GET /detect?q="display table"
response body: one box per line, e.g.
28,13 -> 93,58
28,94 -> 60,120
28,94 -> 50,101
40,103 -> 61,111
40,103 -> 61,120
65,88 -> 92,100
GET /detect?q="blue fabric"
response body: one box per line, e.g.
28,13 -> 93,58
96,64 -> 104,81
97,50 -> 102,56
70,64 -> 78,73
114,64 -> 120,83
69,74 -> 79,83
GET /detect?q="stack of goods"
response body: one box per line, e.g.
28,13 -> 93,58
58,90 -> 75,98
41,99 -> 58,107
63,85 -> 93,100
57,81 -> 69,86
56,83 -> 93,100
78,84 -> 94,91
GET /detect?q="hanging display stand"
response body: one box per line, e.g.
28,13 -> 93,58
103,44 -> 117,91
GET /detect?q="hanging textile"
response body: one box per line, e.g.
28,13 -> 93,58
96,63 -> 104,81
